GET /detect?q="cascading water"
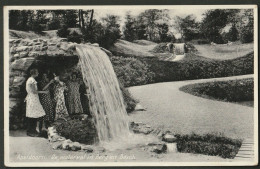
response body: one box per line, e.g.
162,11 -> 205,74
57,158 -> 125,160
174,43 -> 185,55
172,43 -> 185,61
76,44 -> 130,143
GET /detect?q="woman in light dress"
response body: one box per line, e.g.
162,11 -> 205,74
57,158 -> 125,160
25,69 -> 48,137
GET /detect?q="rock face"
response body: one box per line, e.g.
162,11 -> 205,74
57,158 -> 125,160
8,38 -> 108,130
9,38 -> 80,130
47,127 -> 97,152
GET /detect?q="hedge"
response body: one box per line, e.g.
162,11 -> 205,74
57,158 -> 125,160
179,78 -> 254,102
176,133 -> 242,159
111,52 -> 254,87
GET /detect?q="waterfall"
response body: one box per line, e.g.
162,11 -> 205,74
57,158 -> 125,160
174,43 -> 185,55
76,44 -> 130,143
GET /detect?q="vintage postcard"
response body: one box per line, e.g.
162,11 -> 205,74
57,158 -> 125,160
4,5 -> 258,167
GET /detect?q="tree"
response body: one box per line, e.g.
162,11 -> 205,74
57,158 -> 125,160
123,12 -> 136,41
174,15 -> 200,41
101,15 -> 121,48
222,24 -> 238,42
157,23 -> 171,42
137,9 -> 169,41
64,10 -> 78,28
200,9 -> 237,43
237,9 -> 254,43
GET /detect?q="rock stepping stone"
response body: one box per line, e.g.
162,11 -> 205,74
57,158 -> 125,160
234,138 -> 254,161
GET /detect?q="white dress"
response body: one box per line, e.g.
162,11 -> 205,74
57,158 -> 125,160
25,77 -> 46,118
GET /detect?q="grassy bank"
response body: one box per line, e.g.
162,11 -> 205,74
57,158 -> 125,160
176,133 -> 242,159
179,78 -> 254,106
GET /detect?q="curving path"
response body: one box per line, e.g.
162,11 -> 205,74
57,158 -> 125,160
128,75 -> 255,140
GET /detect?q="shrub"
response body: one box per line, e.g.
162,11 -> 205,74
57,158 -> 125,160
196,39 -> 210,44
222,25 -> 238,42
176,133 -> 242,159
47,19 -> 61,30
110,56 -> 155,87
240,27 -> 254,43
142,52 -> 253,84
31,21 -> 44,33
57,26 -> 70,38
120,83 -> 138,113
151,43 -> 169,53
179,78 -> 254,103
67,31 -> 82,44
110,51 -> 253,87
54,118 -> 98,144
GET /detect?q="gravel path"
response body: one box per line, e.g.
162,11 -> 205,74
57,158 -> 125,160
128,75 -> 254,139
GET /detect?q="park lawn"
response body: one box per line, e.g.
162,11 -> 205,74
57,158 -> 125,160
109,39 -> 157,57
194,42 -> 254,60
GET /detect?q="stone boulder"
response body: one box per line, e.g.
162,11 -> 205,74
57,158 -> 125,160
52,142 -> 62,150
162,134 -> 177,143
61,139 -> 73,150
12,76 -> 26,86
130,121 -> 153,134
148,142 -> 167,154
82,145 -> 94,153
11,58 -> 35,71
134,104 -> 146,111
69,142 -> 81,151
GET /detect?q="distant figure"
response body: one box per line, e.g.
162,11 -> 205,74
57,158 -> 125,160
25,69 -> 47,137
53,75 -> 69,120
39,72 -> 55,129
67,72 -> 84,114
166,43 -> 175,53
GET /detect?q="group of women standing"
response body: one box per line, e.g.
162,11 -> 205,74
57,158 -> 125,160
25,68 -> 85,137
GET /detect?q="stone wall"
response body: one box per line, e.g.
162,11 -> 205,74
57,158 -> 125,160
9,38 -> 112,130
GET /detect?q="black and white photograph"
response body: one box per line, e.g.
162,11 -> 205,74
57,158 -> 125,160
4,5 -> 258,167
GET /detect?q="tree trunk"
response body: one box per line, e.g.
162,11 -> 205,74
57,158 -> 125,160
89,9 -> 94,28
81,10 -> 85,30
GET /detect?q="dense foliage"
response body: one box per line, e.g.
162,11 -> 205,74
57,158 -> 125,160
54,118 -> 98,144
200,9 -> 253,44
179,78 -> 253,102
110,56 -> 155,87
176,133 -> 242,159
174,15 -> 201,41
120,83 -> 138,113
110,51 -> 253,87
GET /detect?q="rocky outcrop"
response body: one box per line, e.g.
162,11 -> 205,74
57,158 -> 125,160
8,37 -> 103,130
48,126 -> 98,153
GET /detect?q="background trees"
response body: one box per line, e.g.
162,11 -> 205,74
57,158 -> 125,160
9,8 -> 254,45
200,9 -> 253,44
174,15 -> 200,41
